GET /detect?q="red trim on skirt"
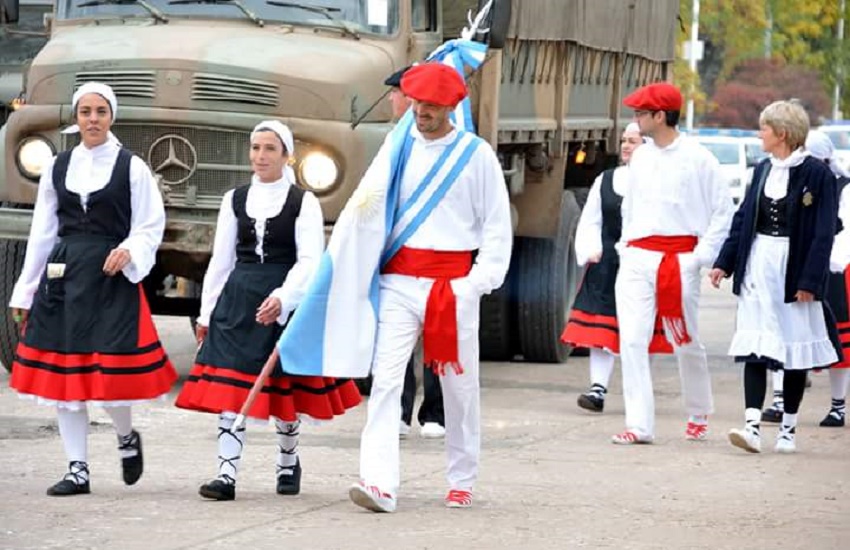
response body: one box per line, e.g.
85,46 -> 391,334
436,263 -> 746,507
561,309 -> 673,354
835,321 -> 850,369
175,363 -> 362,422
10,341 -> 177,402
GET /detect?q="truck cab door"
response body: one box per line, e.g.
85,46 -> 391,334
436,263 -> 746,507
410,0 -> 441,60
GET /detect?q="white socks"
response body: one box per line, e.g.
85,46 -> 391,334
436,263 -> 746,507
216,415 -> 246,486
275,419 -> 301,477
57,408 -> 90,484
589,349 -> 615,389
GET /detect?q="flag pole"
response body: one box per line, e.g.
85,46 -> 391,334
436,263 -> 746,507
231,347 -> 280,431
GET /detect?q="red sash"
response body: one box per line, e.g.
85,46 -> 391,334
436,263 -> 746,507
627,236 -> 698,346
381,246 -> 473,374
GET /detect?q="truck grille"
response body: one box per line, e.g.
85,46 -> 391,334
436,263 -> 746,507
74,71 -> 156,98
63,124 -> 253,209
192,73 -> 279,107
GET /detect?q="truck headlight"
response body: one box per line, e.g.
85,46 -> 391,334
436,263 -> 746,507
299,152 -> 339,192
16,137 -> 55,181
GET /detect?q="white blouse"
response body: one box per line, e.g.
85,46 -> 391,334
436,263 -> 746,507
198,173 -> 325,326
9,141 -> 165,309
575,166 -> 628,266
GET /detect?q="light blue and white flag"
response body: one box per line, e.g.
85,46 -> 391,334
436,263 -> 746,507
276,38 -> 490,378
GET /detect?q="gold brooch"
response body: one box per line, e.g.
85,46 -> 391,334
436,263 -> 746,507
802,192 -> 813,206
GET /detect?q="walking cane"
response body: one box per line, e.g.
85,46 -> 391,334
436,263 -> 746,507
230,347 -> 280,431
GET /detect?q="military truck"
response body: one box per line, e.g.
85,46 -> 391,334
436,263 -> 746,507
1,0 -> 51,124
0,0 -> 678,370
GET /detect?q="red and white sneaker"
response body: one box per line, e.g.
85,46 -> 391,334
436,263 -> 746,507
685,422 -> 709,441
611,430 -> 653,445
445,489 -> 473,508
349,481 -> 397,513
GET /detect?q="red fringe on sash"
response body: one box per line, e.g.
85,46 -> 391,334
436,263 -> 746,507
175,363 -> 362,422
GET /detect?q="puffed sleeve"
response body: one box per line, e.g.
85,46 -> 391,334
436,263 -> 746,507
9,158 -> 60,309
198,190 -> 238,326
119,156 -> 166,282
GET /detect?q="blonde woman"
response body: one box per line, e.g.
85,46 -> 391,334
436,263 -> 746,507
710,100 -> 840,453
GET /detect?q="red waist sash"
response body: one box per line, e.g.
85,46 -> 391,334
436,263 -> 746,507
627,236 -> 698,346
382,246 -> 473,374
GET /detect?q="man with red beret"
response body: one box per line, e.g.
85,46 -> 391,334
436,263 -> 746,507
347,62 -> 512,511
612,82 -> 734,445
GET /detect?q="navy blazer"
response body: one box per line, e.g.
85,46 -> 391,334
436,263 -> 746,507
713,156 -> 838,302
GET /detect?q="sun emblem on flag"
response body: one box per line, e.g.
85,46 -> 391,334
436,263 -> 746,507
349,180 -> 386,223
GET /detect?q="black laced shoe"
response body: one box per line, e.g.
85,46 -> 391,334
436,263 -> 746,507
761,404 -> 784,423
577,384 -> 606,413
819,401 -> 846,427
276,459 -> 302,496
199,479 -> 236,501
118,430 -> 143,485
47,461 -> 91,497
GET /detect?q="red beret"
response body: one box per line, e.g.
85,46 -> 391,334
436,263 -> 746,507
623,82 -> 683,111
400,63 -> 468,107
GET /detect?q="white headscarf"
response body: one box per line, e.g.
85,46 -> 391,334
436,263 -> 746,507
806,129 -> 850,177
61,82 -> 122,145
251,120 -> 296,182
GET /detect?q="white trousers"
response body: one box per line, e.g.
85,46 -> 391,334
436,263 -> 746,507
359,274 -> 481,495
615,248 -> 714,437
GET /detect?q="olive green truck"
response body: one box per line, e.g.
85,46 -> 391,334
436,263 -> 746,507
0,0 -> 679,369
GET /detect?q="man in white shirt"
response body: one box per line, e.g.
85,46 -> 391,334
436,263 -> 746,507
347,62 -> 512,512
612,82 -> 734,444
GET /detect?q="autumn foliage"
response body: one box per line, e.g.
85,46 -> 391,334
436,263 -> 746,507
703,59 -> 831,128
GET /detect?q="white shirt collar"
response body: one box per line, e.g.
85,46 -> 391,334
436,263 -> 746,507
411,125 -> 459,146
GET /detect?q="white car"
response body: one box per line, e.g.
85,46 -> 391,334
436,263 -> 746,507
696,136 -> 766,204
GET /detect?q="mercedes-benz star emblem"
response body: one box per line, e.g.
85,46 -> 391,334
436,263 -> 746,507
148,134 -> 198,185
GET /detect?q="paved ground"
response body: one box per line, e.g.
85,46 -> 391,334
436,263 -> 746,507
0,282 -> 848,550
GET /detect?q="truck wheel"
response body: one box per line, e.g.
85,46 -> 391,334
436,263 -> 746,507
0,239 -> 27,372
479,276 -> 514,361
515,190 -> 581,363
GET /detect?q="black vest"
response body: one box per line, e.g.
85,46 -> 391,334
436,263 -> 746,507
756,190 -> 790,237
232,184 -> 304,264
599,168 -> 622,251
53,148 -> 133,240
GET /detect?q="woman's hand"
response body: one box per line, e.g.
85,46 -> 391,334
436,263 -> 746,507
195,324 -> 208,345
11,308 -> 28,336
587,252 -> 602,264
708,268 -> 727,288
256,297 -> 282,326
795,290 -> 815,302
103,248 -> 132,276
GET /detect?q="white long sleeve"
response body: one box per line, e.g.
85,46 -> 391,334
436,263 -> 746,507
9,158 -> 60,309
830,184 -> 850,273
9,144 -> 165,309
575,174 -> 604,267
120,156 -> 166,283
270,191 -> 325,322
197,190 -> 238,327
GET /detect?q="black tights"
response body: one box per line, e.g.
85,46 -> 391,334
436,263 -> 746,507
744,363 -> 807,415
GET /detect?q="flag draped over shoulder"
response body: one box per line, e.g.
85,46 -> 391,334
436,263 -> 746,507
276,38 -> 489,378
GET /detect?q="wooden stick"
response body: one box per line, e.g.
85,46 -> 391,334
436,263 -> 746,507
231,347 -> 280,430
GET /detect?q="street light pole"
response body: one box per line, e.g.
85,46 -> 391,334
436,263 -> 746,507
834,0 -> 846,120
686,0 -> 699,131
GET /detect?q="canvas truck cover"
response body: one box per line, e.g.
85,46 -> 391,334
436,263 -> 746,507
446,0 -> 678,62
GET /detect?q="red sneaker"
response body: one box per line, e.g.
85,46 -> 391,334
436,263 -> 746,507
685,421 -> 708,441
445,489 -> 473,508
611,430 -> 653,445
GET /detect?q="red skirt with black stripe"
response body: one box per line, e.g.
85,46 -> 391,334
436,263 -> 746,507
827,268 -> 850,368
10,236 -> 177,402
561,309 -> 673,355
174,262 -> 361,421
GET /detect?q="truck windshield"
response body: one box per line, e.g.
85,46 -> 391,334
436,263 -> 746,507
55,0 -> 399,35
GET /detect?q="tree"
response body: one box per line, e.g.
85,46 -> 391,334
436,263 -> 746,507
703,59 -> 831,128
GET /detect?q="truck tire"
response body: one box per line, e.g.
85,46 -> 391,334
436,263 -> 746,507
515,190 -> 581,363
0,239 -> 27,372
479,277 -> 514,361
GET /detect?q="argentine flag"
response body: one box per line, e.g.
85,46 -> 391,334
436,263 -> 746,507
276,38 -> 490,378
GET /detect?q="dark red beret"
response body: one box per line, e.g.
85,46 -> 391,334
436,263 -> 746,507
623,82 -> 683,111
400,63 -> 468,107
